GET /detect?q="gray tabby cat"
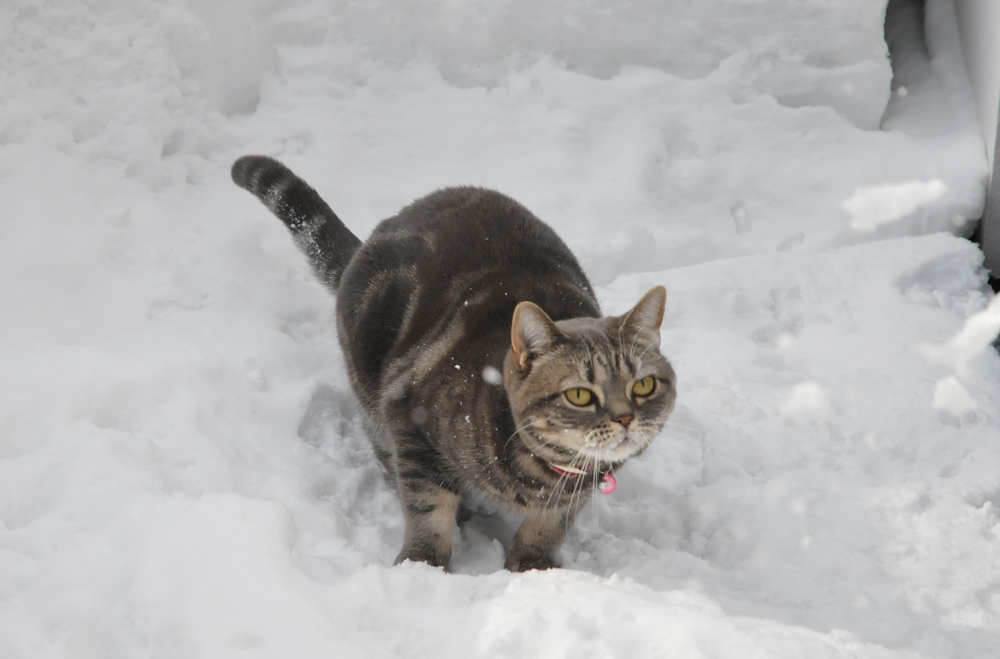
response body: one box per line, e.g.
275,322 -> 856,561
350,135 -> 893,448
232,156 -> 677,571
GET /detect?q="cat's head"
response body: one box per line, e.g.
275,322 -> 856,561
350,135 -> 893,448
503,286 -> 676,471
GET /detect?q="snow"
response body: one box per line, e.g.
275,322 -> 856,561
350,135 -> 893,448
1,0 -> 999,657
932,375 -> 978,417
841,179 -> 948,233
920,291 -> 1000,378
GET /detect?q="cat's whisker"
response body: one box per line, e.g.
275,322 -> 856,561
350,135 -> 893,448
568,450 -> 592,516
598,446 -> 614,519
543,458 -> 575,512
548,473 -> 574,513
502,416 -> 538,453
546,451 -> 587,509
562,451 -> 587,497
589,447 -> 603,522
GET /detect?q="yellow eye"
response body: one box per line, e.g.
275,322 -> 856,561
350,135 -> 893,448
632,376 -> 655,397
565,388 -> 593,406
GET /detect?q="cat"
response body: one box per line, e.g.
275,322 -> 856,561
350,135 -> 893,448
232,156 -> 677,571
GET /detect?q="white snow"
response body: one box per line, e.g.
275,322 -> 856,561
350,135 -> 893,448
920,291 -> 1000,377
779,381 -> 834,424
932,375 -> 978,417
2,0 -> 1000,657
842,179 -> 948,233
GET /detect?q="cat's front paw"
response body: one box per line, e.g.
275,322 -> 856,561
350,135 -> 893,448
395,545 -> 451,570
504,551 -> 560,572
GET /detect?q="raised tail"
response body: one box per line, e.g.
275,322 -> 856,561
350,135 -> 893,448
232,155 -> 362,291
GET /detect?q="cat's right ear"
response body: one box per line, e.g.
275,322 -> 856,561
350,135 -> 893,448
511,302 -> 564,371
620,286 -> 667,346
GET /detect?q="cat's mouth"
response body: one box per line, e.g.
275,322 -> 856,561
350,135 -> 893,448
547,462 -> 594,477
521,424 -> 641,470
521,430 -> 626,494
545,460 -> 619,495
521,435 -> 604,475
585,430 -> 641,460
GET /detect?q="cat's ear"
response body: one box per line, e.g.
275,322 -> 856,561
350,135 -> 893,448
511,301 -> 565,371
621,286 -> 666,345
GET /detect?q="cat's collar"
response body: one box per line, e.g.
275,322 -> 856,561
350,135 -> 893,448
547,462 -> 589,477
547,462 -> 617,494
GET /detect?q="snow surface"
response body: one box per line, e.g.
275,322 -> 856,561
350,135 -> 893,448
1,0 -> 999,657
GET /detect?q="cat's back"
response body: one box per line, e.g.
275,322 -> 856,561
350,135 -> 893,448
341,186 -> 594,311
336,186 -> 598,400
370,186 -> 575,273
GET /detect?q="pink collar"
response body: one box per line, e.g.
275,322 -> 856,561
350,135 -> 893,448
547,463 -> 617,494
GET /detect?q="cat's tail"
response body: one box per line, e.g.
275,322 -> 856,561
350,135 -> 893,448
232,155 -> 362,291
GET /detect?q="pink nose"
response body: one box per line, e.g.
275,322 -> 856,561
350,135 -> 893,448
613,414 -> 633,426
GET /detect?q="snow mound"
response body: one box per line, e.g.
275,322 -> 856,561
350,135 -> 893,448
260,0 -> 893,129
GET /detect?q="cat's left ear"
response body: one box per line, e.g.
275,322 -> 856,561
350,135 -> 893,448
621,286 -> 667,346
511,301 -> 566,371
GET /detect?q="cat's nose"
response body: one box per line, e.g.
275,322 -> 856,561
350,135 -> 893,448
612,414 -> 633,426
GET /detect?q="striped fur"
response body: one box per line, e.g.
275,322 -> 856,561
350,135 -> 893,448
232,156 -> 676,571
232,156 -> 362,289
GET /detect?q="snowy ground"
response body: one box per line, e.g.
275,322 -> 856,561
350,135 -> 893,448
2,0 -> 1000,657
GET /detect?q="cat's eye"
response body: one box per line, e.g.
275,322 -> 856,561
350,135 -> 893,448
565,388 -> 594,406
632,376 -> 656,397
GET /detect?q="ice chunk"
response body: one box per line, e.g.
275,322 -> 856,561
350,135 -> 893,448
919,293 -> 1000,377
932,375 -> 978,416
842,179 -> 948,233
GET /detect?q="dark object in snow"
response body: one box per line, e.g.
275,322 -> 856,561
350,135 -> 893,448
232,156 -> 676,572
